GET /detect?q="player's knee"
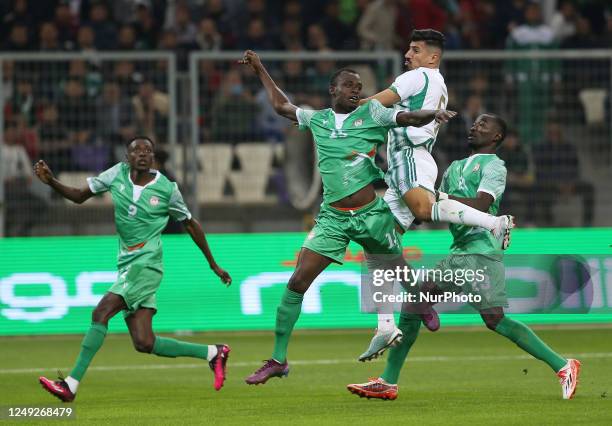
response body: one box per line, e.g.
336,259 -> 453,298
482,313 -> 504,331
132,337 -> 154,353
287,272 -> 311,294
91,306 -> 113,325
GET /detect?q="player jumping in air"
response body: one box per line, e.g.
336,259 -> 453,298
238,50 -> 456,385
36,137 -> 232,402
358,29 -> 515,361
347,114 -> 580,400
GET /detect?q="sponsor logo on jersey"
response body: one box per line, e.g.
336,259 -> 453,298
353,119 -> 363,127
150,196 -> 159,206
472,163 -> 480,173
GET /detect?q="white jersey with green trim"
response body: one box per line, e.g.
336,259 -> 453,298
387,67 -> 448,158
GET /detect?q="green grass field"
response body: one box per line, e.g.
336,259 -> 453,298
1,326 -> 611,425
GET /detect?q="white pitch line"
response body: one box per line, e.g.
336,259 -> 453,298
2,352 -> 611,375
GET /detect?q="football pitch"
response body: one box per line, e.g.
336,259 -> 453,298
1,326 -> 610,425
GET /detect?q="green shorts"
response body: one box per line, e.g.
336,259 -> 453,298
108,263 -> 163,318
433,254 -> 508,310
302,197 -> 402,264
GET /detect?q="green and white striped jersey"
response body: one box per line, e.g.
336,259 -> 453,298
387,67 -> 448,158
87,162 -> 191,269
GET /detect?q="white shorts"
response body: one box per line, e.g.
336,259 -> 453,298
384,147 -> 438,230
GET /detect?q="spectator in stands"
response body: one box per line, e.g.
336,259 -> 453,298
279,18 -> 303,51
172,2 -> 198,49
113,60 -> 140,97
201,0 -> 233,46
282,60 -> 307,102
496,130 -> 535,221
506,2 -> 558,144
550,0 -> 577,43
318,0 -> 355,50
4,24 -> 32,50
196,18 -> 222,51
68,59 -> 103,98
39,22 -> 61,51
38,104 -> 70,172
54,1 -> 78,50
132,79 -> 169,143
209,69 -> 259,143
491,0 -> 528,48
133,1 -> 159,49
306,24 -> 329,51
406,0 -> 447,32
87,1 -> 117,50
2,60 -> 14,104
11,115 -> 39,160
461,95 -> 485,134
533,120 -> 595,227
76,25 -> 97,51
306,56 -> 336,98
357,0 -> 397,51
97,81 -> 136,145
236,0 -> 278,42
562,16 -> 601,49
2,120 -> 46,236
1,0 -> 31,41
238,18 -> 277,50
10,78 -> 37,127
57,77 -> 96,146
117,24 -> 137,50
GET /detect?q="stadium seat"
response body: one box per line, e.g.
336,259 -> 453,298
57,172 -> 111,205
579,89 -> 607,125
197,144 -> 234,177
234,143 -> 273,175
196,174 -> 227,203
228,172 -> 269,202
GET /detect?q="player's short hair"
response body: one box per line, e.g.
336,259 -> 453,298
329,68 -> 360,87
411,29 -> 445,51
488,114 -> 507,146
126,136 -> 155,149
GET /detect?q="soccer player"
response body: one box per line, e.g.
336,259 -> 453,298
359,29 -> 514,360
36,137 -> 232,402
238,50 -> 456,385
347,114 -> 581,400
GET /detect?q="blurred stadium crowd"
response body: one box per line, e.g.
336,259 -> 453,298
1,0 -> 611,53
1,0 -> 612,236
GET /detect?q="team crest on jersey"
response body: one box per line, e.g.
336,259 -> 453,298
150,196 -> 159,206
353,119 -> 363,127
472,163 -> 480,173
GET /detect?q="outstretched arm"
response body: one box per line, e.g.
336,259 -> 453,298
360,88 -> 401,107
183,217 -> 232,286
396,109 -> 456,127
34,160 -> 94,204
239,50 -> 298,122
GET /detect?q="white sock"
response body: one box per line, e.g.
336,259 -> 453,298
431,199 -> 497,230
377,314 -> 396,333
206,345 -> 218,361
65,376 -> 79,394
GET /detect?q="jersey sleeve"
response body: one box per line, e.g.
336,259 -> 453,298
478,160 -> 507,200
168,183 -> 192,221
296,108 -> 316,130
439,168 -> 451,194
369,99 -> 400,129
389,69 -> 427,102
87,163 -> 123,194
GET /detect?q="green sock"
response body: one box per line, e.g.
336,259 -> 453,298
69,322 -> 107,381
494,317 -> 567,372
380,313 -> 421,385
152,336 -> 208,359
271,288 -> 304,363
